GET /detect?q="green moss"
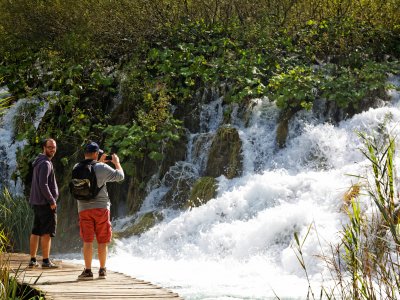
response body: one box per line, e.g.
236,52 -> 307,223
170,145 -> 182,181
185,176 -> 217,209
205,126 -> 243,179
116,211 -> 164,238
276,108 -> 299,149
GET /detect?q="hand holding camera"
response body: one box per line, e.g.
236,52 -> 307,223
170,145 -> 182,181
99,151 -> 114,162
102,153 -> 120,164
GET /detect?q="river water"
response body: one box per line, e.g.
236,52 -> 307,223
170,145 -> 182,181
2,80 -> 400,299
94,79 -> 400,299
0,90 -> 49,195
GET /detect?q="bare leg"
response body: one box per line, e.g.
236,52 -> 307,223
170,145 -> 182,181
98,243 -> 108,268
41,234 -> 51,259
83,242 -> 93,269
29,234 -> 40,258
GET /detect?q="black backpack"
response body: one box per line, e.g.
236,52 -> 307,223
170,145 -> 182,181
69,160 -> 103,200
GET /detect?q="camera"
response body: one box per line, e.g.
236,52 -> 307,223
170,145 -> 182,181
105,154 -> 113,161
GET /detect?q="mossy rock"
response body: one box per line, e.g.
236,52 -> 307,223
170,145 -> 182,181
161,162 -> 198,208
276,116 -> 290,149
185,176 -> 217,208
159,134 -> 188,178
115,211 -> 164,238
205,126 -> 243,179
276,107 -> 300,149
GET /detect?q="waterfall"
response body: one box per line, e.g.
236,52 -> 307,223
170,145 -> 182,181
129,94 -> 225,215
104,78 -> 400,299
102,77 -> 400,299
0,89 -> 50,195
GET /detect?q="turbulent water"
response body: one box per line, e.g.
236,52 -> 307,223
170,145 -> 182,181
2,80 -> 400,299
0,89 -> 49,195
102,78 -> 400,299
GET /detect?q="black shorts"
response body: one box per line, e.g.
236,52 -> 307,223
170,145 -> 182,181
31,204 -> 57,237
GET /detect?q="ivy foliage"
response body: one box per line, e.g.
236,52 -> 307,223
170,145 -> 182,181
141,20 -> 270,103
268,65 -> 318,111
0,0 -> 398,185
103,89 -> 183,175
268,61 -> 400,111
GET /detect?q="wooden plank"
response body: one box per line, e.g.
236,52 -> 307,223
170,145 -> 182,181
2,253 -> 183,300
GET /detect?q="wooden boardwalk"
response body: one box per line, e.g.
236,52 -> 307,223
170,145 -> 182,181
4,253 -> 183,300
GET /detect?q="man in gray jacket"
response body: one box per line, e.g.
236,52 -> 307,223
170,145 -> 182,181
28,138 -> 59,268
75,142 -> 124,280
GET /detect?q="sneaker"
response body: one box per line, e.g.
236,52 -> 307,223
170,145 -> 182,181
42,260 -> 59,268
28,260 -> 39,268
98,267 -> 107,279
78,269 -> 93,280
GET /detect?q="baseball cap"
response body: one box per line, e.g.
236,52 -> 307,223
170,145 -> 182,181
85,142 -> 103,153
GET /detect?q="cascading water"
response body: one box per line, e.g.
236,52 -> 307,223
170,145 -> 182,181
100,79 -> 400,300
133,95 -> 224,213
0,89 -> 50,195
45,75 -> 394,299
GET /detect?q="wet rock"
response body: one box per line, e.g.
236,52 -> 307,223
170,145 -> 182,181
161,162 -> 199,208
190,133 -> 214,172
174,87 -> 221,133
126,158 -> 158,214
184,176 -> 218,208
159,133 -> 188,178
205,126 -> 243,179
312,87 -> 388,124
236,98 -> 258,127
115,211 -> 164,238
276,107 -> 301,149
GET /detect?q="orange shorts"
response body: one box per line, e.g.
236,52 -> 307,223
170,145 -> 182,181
79,208 -> 112,243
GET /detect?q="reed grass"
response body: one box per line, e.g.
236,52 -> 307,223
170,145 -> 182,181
0,77 -> 13,116
0,193 -> 44,299
292,131 -> 400,299
0,187 -> 34,253
0,96 -> 12,115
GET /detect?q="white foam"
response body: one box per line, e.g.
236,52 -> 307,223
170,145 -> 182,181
0,91 -> 49,195
73,82 -> 400,299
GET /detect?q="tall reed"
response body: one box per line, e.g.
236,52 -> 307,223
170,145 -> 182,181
0,187 -> 33,252
0,77 -> 12,115
0,191 -> 44,299
292,131 -> 400,299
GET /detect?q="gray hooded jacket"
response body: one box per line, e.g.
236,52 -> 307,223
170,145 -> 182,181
29,154 -> 59,205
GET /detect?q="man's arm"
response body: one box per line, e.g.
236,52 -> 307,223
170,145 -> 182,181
111,154 -> 123,172
38,162 -> 57,205
98,153 -> 124,182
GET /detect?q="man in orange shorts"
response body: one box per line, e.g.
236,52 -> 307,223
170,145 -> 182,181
73,142 -> 124,280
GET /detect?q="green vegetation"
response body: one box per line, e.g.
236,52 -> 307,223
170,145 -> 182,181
186,176 -> 218,208
268,61 -> 399,111
0,0 -> 399,252
115,211 -> 164,238
0,188 -> 33,253
0,1 -> 399,296
0,1 -> 398,178
0,191 -> 43,300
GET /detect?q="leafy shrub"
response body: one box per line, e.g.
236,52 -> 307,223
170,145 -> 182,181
268,61 -> 399,111
321,61 -> 399,109
267,65 -> 318,110
104,88 -> 183,175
